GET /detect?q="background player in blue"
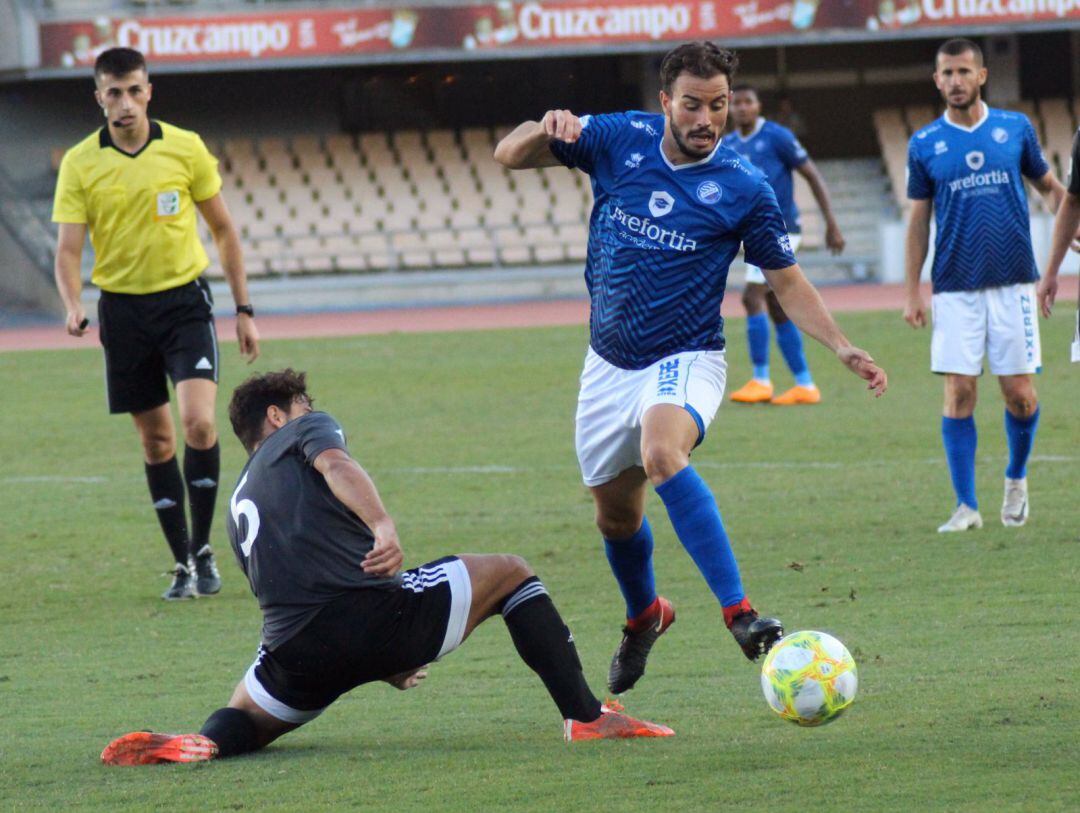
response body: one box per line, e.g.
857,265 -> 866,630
727,84 -> 847,406
495,41 -> 887,694
1037,126 -> 1080,363
904,39 -> 1066,533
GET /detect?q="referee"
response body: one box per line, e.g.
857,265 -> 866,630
52,47 -> 259,600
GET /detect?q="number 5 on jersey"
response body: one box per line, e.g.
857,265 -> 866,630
230,471 -> 260,557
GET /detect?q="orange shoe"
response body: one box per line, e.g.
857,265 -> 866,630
564,700 -> 675,742
730,379 -> 774,403
101,732 -> 218,766
770,384 -> 821,405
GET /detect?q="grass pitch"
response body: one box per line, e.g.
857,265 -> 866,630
0,309 -> 1077,811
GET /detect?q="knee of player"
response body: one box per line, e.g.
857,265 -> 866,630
181,416 -> 217,447
502,554 -> 534,582
595,514 -> 641,541
741,287 -> 764,313
765,293 -> 788,324
142,435 -> 176,463
641,443 -> 688,484
1006,393 -> 1038,418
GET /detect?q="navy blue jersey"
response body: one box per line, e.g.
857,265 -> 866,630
550,111 -> 796,370
907,104 -> 1050,293
227,411 -> 399,649
727,118 -> 809,233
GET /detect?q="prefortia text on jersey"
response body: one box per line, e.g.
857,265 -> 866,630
609,205 -> 698,252
947,168 -> 1011,194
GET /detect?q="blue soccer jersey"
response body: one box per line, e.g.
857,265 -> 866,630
550,111 -> 796,370
907,104 -> 1050,293
727,118 -> 809,233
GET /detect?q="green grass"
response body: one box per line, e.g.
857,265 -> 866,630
1,310 -> 1077,812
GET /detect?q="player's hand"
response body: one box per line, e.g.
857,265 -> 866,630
825,221 -> 846,255
65,307 -> 88,337
1036,275 -> 1058,318
236,313 -> 260,363
837,345 -> 887,397
363,522 -> 403,577
903,294 -> 927,328
540,109 -> 583,144
384,665 -> 429,691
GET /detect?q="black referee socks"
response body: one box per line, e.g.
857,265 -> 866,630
144,457 -> 190,566
501,577 -> 603,723
184,442 -> 220,557
199,707 -> 259,758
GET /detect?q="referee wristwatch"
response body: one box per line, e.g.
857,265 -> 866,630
236,304 -> 255,317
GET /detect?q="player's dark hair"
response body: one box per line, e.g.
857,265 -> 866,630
659,41 -> 738,94
936,38 -> 983,66
730,83 -> 758,97
94,47 -> 147,79
229,368 -> 311,452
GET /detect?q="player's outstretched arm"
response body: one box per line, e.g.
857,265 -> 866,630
1038,191 -> 1080,317
763,265 -> 888,397
494,111 -> 582,169
312,448 -> 403,576
903,199 -> 933,328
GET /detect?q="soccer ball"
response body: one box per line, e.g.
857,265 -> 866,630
760,630 -> 857,726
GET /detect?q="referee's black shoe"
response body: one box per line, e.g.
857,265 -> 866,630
194,545 -> 222,596
730,611 -> 784,662
162,561 -> 196,601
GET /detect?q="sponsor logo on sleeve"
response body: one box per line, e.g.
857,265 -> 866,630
624,152 -> 644,169
777,234 -> 793,254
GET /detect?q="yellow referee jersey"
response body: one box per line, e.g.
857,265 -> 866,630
52,120 -> 222,295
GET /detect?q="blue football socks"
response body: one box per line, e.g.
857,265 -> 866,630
747,312 -> 771,381
775,320 -> 814,387
942,416 -> 978,509
603,517 -> 657,620
655,466 -> 745,608
1004,406 -> 1039,480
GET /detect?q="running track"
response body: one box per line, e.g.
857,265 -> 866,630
2,279 -> 1075,352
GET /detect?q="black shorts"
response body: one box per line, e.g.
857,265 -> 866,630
244,557 -> 472,724
97,277 -> 218,414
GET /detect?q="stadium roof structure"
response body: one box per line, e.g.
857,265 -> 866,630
4,0 -> 1079,80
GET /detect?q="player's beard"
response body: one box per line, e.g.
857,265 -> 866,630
670,124 -> 716,160
945,88 -> 979,111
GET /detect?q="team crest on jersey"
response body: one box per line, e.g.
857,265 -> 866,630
992,127 -> 1009,144
696,181 -> 723,204
965,151 -> 985,171
934,140 -> 948,155
625,152 -> 644,169
648,190 -> 675,218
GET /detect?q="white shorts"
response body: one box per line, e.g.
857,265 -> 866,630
931,283 -> 1041,376
745,234 -> 801,285
575,347 -> 727,487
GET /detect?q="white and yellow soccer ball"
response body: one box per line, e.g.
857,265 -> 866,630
760,630 -> 857,726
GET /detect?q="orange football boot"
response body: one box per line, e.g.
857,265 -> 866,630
564,700 -> 675,742
101,732 -> 218,766
770,384 -> 821,405
730,379 -> 774,403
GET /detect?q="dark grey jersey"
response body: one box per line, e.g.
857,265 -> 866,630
1069,128 -> 1080,196
226,411 -> 400,648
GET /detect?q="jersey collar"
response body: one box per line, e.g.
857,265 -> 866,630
658,134 -> 724,171
99,120 -> 163,158
942,101 -> 989,134
729,117 -> 766,142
